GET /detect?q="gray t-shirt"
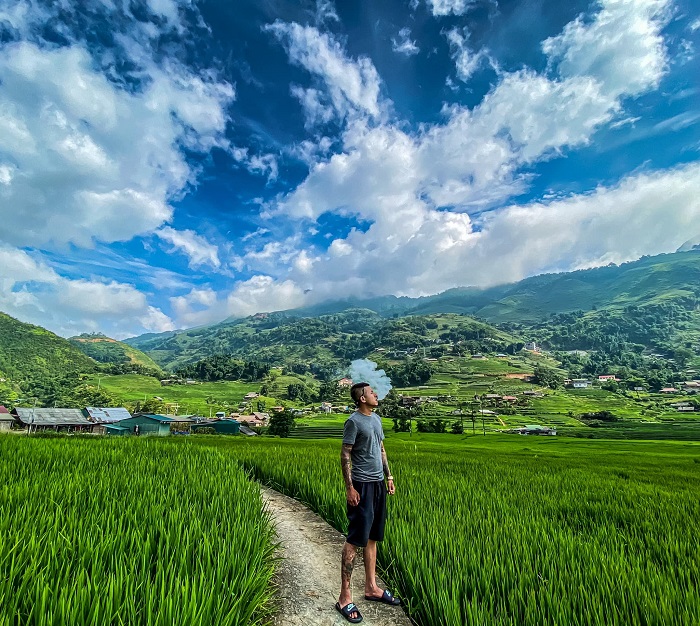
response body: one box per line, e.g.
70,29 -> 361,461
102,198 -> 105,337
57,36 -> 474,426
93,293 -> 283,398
342,411 -> 385,482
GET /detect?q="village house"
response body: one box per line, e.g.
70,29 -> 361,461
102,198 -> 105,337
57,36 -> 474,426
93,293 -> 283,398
338,378 -> 353,387
118,414 -> 176,436
244,392 -> 260,400
572,379 -> 591,389
660,387 -> 678,393
513,424 -> 556,436
83,407 -> 131,423
598,375 -> 617,381
12,407 -> 98,433
0,405 -> 14,432
501,396 -> 518,402
523,341 -> 540,352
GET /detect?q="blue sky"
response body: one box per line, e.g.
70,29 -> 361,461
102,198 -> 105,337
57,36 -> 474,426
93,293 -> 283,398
0,0 -> 699,338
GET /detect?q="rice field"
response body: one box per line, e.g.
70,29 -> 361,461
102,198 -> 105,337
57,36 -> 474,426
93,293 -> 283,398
209,436 -> 700,626
0,436 -> 276,626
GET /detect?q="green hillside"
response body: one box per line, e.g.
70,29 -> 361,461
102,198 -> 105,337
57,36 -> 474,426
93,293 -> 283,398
404,249 -> 700,321
69,333 -> 162,371
125,310 -> 522,371
0,312 -> 97,405
125,250 -> 700,371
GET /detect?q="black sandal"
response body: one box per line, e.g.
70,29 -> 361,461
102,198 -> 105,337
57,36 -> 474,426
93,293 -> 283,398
336,601 -> 363,623
364,589 -> 401,605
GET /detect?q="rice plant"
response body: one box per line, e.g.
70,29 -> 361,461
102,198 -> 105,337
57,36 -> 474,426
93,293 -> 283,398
213,436 -> 700,626
0,437 -> 276,626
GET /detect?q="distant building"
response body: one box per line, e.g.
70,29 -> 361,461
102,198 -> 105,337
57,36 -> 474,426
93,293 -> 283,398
12,407 -> 97,433
119,414 -> 175,436
513,425 -> 556,436
84,407 -> 131,423
598,375 -> 617,381
338,378 -> 353,387
660,387 -> 678,393
572,380 -> 591,389
502,396 -> 518,402
0,405 -> 14,432
523,342 -> 540,352
244,392 -> 260,400
192,419 -> 240,435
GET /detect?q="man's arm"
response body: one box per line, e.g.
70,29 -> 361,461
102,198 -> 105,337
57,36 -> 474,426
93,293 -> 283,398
341,444 -> 360,505
341,443 -> 354,490
381,441 -> 396,495
380,441 -> 392,478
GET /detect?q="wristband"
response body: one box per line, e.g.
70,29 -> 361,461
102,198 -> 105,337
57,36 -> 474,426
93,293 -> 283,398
387,475 -> 394,481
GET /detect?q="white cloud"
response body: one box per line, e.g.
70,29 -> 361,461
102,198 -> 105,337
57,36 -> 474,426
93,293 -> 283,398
266,21 -> 384,122
691,18 -> 700,32
156,227 -> 221,269
249,0 -> 683,312
0,36 -> 233,248
225,275 -> 307,318
542,0 -> 670,98
0,245 -> 174,338
445,27 -> 484,82
290,85 -> 336,128
426,0 -> 476,16
392,27 -> 420,56
315,0 -> 340,25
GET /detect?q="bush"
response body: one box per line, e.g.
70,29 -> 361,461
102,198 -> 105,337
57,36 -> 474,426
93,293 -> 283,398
450,421 -> 464,434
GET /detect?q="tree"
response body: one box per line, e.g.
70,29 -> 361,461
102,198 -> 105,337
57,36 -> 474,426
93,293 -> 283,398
268,409 -> 295,437
287,383 -> 312,403
532,365 -> 564,389
318,380 -> 340,402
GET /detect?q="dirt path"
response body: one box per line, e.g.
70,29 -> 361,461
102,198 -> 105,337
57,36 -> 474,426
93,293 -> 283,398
261,488 -> 413,626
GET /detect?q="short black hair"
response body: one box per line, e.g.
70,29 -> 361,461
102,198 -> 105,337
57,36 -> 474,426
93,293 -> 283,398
350,382 -> 370,405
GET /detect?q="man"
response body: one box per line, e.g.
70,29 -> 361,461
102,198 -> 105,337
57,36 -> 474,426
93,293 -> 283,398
335,382 -> 401,624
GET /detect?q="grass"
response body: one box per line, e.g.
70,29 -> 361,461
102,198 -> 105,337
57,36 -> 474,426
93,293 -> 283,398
0,436 -> 277,626
198,435 -> 700,626
88,374 -> 262,415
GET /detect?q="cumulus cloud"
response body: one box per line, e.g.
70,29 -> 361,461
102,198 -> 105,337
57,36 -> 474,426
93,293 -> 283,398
0,245 -> 174,338
315,0 -> 340,25
244,0 -> 682,313
156,227 -> 221,269
542,0 -> 670,98
266,21 -> 384,122
426,0 -> 476,16
445,27 -> 484,82
392,27 -> 420,56
0,0 -> 236,335
0,39 -> 233,248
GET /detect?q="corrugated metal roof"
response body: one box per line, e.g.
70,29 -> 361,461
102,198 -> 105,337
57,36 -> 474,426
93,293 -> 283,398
84,407 -> 132,423
133,414 -> 175,423
0,405 -> 10,414
105,424 -> 129,431
14,408 -> 93,426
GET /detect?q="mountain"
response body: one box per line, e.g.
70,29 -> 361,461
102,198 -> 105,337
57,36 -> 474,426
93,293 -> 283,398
126,309 -> 521,371
299,249 -> 700,322
69,333 -> 161,371
125,250 -> 700,369
0,312 -> 96,391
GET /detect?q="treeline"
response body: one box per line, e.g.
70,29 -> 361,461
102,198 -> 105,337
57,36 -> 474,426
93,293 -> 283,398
176,355 -> 270,382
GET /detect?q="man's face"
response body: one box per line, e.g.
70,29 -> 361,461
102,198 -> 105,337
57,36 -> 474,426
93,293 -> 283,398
360,386 -> 379,407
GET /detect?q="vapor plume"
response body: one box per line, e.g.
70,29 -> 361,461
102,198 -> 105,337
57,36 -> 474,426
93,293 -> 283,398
348,359 -> 392,400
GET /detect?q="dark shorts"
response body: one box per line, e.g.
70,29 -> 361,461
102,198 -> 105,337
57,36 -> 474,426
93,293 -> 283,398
346,480 -> 387,547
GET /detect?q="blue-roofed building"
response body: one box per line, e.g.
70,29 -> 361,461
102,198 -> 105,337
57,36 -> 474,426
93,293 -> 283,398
83,407 -> 132,423
118,414 -> 175,436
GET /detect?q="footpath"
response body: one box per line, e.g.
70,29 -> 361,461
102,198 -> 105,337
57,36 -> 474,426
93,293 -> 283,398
261,488 -> 413,626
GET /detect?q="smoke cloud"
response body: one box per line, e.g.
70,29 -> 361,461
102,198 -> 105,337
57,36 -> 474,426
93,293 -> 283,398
348,359 -> 392,400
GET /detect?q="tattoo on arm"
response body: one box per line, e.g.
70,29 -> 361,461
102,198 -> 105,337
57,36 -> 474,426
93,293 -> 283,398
381,442 -> 391,478
341,444 -> 354,489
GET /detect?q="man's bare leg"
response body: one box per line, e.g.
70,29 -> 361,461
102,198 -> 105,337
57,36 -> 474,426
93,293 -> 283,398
363,539 -> 384,598
339,542 -> 360,619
